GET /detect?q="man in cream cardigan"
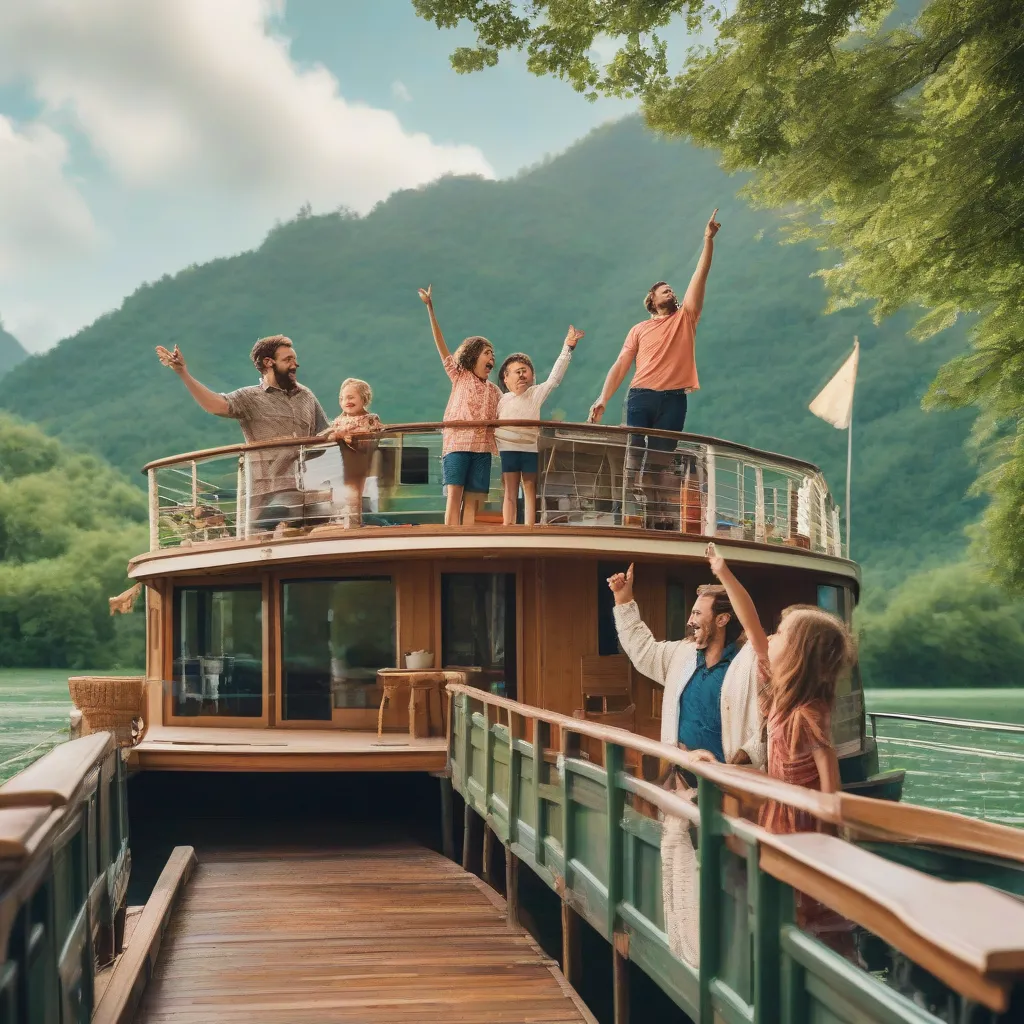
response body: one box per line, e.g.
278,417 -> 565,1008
607,559 -> 767,966
607,563 -> 766,770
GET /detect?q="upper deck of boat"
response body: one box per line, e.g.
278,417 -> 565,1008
130,420 -> 856,581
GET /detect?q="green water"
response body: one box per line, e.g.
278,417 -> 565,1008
0,669 -> 140,780
2,670 -> 1022,826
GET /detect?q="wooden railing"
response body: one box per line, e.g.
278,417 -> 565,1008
0,733 -> 130,1024
446,684 -> 1024,1022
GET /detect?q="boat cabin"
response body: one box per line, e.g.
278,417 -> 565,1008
123,420 -> 870,778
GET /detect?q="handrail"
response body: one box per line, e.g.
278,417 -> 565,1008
140,419 -> 826,475
446,683 -> 1024,862
448,684 -> 1024,1018
0,731 -> 132,1022
445,681 -> 843,821
869,711 -> 1024,735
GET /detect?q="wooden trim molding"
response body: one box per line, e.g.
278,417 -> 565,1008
129,527 -> 859,583
758,831 -> 1022,1012
92,846 -> 197,1024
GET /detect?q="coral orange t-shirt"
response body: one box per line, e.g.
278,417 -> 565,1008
620,304 -> 700,392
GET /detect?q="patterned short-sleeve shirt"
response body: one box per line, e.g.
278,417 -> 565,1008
441,354 -> 501,456
220,380 -> 330,498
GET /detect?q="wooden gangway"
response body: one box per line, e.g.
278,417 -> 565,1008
118,843 -> 595,1024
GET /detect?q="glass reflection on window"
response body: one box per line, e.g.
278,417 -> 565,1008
441,573 -> 517,700
281,578 -> 396,721
173,586 -> 263,717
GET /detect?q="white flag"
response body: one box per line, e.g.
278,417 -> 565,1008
809,340 -> 859,429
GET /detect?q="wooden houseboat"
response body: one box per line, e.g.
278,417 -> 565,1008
1,420 -> 1022,1024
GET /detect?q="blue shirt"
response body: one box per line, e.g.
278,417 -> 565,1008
678,642 -> 736,762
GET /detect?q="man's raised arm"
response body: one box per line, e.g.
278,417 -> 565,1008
156,345 -> 230,416
588,338 -> 636,424
681,209 -> 721,320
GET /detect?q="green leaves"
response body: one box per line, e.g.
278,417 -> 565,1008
415,0 -> 1024,591
0,414 -> 146,667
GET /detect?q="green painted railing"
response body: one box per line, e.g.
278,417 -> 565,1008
448,686 -> 1024,1024
0,733 -> 130,1024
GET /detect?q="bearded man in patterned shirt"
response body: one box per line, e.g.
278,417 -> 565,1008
156,335 -> 329,530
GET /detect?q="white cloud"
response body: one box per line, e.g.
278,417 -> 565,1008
392,80 -> 412,103
0,115 -> 98,275
0,0 -> 494,215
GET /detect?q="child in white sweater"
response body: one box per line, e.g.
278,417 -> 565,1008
495,326 -> 583,525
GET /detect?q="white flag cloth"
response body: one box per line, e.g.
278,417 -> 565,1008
810,340 -> 859,429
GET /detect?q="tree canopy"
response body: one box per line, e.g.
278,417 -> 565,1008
414,0 -> 1024,590
0,414 -> 146,667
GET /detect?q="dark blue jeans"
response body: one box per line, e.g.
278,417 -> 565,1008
625,388 -> 688,471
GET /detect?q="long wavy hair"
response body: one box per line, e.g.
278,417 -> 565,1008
453,336 -> 494,373
769,606 -> 855,724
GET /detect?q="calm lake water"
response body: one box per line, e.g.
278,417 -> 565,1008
2,670 -> 1022,825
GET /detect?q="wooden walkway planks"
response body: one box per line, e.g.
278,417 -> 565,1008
136,844 -> 596,1023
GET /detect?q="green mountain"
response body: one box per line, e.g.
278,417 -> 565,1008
0,323 -> 27,380
0,117 -> 980,579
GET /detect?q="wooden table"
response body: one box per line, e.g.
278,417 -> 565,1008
376,670 -> 449,739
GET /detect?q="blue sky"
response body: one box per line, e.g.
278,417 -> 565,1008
1,0 -> 696,351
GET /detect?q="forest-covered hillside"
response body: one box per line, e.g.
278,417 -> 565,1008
0,117 -> 980,579
0,323 -> 27,380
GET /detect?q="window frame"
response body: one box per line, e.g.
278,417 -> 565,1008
165,578 -> 269,727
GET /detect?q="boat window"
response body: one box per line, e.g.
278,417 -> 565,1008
281,577 -> 396,721
666,580 -> 692,641
597,562 -> 628,655
441,573 -> 517,700
172,585 -> 263,718
400,446 -> 430,485
816,584 -> 850,623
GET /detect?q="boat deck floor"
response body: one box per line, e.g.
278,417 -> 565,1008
135,843 -> 596,1023
132,726 -> 447,772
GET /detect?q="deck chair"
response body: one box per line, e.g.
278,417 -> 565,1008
580,654 -> 633,714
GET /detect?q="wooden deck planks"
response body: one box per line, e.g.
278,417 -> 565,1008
132,726 -> 447,773
137,843 -> 595,1023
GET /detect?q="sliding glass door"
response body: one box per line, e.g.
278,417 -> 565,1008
281,577 -> 396,721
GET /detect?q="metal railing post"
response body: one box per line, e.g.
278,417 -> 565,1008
235,455 -> 246,539
703,445 -> 717,536
754,466 -> 766,543
148,468 -> 159,550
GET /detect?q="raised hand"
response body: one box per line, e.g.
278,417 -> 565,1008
705,208 -> 721,240
606,562 -> 635,605
417,284 -> 433,307
564,325 -> 585,348
155,344 -> 187,375
705,541 -> 726,578
587,399 -> 606,424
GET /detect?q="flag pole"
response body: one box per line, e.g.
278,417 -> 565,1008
846,337 -> 856,557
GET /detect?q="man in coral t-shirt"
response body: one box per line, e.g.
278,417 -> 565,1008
588,209 -> 721,445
